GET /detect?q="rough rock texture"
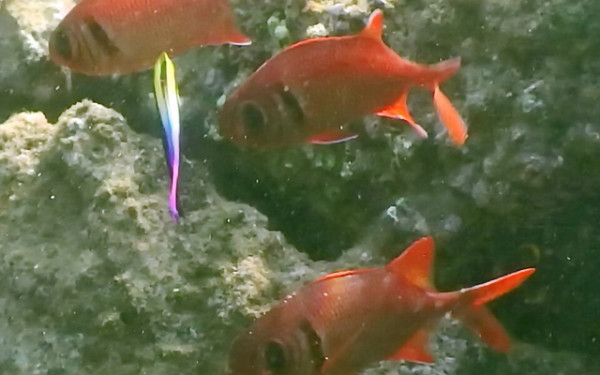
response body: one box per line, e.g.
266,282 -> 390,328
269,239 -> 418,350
1,102 -> 596,374
1,0 -> 75,110
4,0 -> 74,61
1,0 -> 599,373
0,101 -> 319,374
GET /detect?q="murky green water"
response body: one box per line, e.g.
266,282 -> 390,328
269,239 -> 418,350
0,0 -> 599,374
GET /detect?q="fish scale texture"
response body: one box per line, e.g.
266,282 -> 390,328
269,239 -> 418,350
0,0 -> 599,374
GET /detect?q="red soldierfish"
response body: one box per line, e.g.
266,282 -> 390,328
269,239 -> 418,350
229,237 -> 535,375
49,0 -> 250,75
220,10 -> 468,149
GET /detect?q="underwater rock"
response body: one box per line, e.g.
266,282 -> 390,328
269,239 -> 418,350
0,111 -> 55,203
0,0 -> 78,124
0,101 -> 319,374
3,0 -> 74,61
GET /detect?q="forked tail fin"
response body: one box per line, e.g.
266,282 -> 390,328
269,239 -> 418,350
454,268 -> 535,352
428,58 -> 461,84
427,58 -> 468,146
433,85 -> 468,146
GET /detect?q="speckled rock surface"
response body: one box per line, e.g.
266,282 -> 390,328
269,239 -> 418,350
1,0 -> 599,373
4,0 -> 74,61
0,101 -> 321,374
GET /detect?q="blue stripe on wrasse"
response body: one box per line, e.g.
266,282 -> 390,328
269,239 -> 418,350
154,52 -> 181,221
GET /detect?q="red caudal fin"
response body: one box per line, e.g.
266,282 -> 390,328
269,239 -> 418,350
464,269 -> 536,307
456,306 -> 511,352
455,268 -> 536,352
433,85 -> 468,146
387,237 -> 436,290
428,58 -> 461,85
423,58 -> 468,146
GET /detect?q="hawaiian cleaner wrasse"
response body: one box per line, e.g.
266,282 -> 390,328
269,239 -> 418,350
154,52 -> 181,221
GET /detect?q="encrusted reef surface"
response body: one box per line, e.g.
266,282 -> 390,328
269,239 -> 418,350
0,102 -> 593,375
0,101 -> 319,374
1,0 -> 600,374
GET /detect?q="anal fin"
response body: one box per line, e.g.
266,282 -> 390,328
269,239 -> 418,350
376,90 -> 428,138
308,131 -> 358,145
388,328 -> 433,363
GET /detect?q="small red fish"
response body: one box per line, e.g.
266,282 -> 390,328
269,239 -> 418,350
49,0 -> 250,75
229,237 -> 535,375
219,10 -> 468,149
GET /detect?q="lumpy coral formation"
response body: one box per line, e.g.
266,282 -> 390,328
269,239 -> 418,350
0,101 -> 317,374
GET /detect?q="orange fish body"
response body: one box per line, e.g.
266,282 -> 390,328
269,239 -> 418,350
229,237 -> 535,375
219,10 -> 468,149
49,0 -> 250,75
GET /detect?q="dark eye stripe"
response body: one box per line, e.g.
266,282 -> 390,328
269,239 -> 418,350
299,320 -> 325,370
52,27 -> 72,60
264,341 -> 286,373
85,17 -> 119,56
274,84 -> 305,126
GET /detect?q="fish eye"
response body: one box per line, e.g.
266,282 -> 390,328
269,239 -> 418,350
264,340 -> 286,373
240,102 -> 266,134
52,27 -> 72,60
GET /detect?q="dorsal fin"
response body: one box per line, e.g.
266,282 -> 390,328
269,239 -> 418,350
387,237 -> 435,289
359,9 -> 384,40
